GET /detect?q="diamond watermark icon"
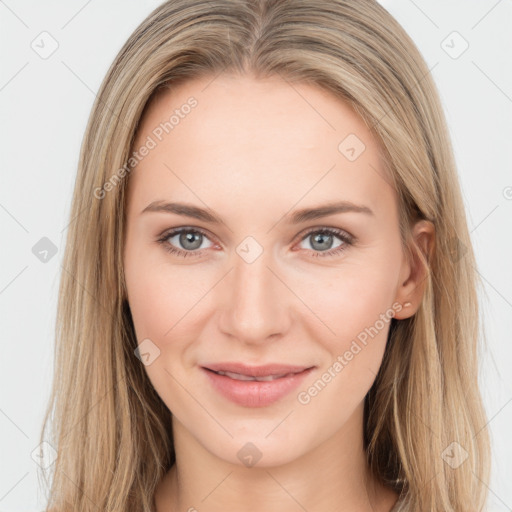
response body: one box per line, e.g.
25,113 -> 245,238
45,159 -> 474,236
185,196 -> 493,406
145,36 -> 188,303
32,237 -> 58,263
236,236 -> 264,264
30,31 -> 59,59
447,236 -> 467,264
31,441 -> 58,469
134,338 -> 161,366
338,133 -> 366,162
237,442 -> 263,468
441,31 -> 469,59
441,441 -> 469,469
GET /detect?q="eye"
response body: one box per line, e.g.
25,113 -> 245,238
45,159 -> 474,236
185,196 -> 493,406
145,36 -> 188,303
157,226 -> 354,259
297,227 -> 354,258
157,227 -> 215,258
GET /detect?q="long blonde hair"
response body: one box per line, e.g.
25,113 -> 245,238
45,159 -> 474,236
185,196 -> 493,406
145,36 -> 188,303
40,1 -> 491,510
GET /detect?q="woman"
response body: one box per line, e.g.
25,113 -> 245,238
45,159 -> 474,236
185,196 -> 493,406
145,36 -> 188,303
40,1 -> 491,510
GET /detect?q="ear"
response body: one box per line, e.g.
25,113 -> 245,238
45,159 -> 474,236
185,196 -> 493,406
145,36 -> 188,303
393,219 -> 435,320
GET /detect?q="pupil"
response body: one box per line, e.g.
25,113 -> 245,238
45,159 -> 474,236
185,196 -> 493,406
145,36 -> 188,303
313,233 -> 331,251
181,231 -> 202,250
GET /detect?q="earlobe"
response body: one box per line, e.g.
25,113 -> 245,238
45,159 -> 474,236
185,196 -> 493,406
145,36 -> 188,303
393,219 -> 435,320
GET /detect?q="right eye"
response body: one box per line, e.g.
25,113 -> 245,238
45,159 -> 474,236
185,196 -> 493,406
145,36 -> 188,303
157,227 -> 215,258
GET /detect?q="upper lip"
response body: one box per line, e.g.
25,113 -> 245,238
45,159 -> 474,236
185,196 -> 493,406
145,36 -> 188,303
202,362 -> 314,377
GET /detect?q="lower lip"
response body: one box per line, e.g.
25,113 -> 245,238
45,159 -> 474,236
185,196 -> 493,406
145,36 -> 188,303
202,367 -> 314,408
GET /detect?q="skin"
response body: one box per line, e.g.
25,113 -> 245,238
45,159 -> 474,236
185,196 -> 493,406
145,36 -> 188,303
123,72 -> 434,512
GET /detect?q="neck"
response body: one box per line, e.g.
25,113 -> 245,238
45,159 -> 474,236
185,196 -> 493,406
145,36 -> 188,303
154,402 -> 399,512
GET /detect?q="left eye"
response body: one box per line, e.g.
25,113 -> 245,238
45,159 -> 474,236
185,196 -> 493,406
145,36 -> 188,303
299,229 -> 345,251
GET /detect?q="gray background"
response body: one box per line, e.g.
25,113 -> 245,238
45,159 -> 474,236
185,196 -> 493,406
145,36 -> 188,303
1,0 -> 511,510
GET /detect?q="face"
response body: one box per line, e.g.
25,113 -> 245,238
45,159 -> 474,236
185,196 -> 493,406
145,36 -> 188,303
123,73 -> 418,467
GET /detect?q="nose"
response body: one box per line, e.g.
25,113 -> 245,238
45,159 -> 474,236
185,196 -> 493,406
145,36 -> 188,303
218,245 -> 291,345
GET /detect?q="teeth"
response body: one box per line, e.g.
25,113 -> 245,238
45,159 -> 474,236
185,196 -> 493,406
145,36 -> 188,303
215,370 -> 295,381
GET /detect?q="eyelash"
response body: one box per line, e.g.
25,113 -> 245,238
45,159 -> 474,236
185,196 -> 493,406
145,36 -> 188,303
156,226 -> 354,259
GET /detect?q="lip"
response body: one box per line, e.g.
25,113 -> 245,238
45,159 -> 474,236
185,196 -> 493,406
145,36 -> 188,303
201,363 -> 315,408
202,362 -> 312,377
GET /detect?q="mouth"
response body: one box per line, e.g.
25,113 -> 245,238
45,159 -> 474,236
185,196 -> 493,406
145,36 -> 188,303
205,369 -> 303,382
202,361 -> 314,378
201,362 -> 315,407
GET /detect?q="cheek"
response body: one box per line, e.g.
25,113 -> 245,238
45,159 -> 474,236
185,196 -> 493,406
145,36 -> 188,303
124,240 -> 206,343
297,259 -> 399,345
124,254 -> 204,411
293,251 -> 400,398
125,268 -> 175,342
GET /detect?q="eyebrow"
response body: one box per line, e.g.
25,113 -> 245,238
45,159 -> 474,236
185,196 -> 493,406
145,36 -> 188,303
141,200 -> 374,224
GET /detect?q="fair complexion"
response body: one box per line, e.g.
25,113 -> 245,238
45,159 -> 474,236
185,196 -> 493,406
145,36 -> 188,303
123,73 -> 433,512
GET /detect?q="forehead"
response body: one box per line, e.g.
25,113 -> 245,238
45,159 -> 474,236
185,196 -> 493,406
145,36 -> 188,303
127,73 -> 395,219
